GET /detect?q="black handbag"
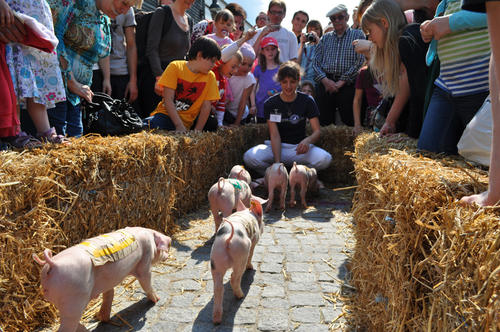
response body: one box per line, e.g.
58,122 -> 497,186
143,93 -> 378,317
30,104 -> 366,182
81,93 -> 143,136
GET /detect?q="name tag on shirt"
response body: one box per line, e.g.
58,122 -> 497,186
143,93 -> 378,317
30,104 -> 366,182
270,113 -> 282,123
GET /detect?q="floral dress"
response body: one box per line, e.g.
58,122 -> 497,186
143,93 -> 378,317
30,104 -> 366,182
5,0 -> 66,109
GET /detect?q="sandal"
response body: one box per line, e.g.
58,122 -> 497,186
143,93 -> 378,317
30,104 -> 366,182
37,127 -> 70,144
4,131 -> 42,149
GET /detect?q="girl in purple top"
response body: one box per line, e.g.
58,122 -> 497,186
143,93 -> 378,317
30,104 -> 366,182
252,36 -> 281,123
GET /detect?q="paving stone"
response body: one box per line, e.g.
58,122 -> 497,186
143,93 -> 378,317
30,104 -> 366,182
293,324 -> 330,332
193,293 -> 213,307
169,292 -> 196,307
262,285 -> 285,298
321,306 -> 344,323
158,307 -> 198,323
287,281 -> 321,292
285,252 -> 312,262
265,253 -> 285,263
319,282 -> 341,293
267,245 -> 284,253
170,279 -> 203,291
289,272 -> 317,283
232,308 -> 257,324
260,262 -> 283,273
290,307 -> 322,323
260,297 -> 290,309
257,309 -> 289,331
289,292 -> 325,306
285,262 -> 314,273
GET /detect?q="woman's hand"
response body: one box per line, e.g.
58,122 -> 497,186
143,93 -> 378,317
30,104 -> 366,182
0,13 -> 25,43
420,16 -> 451,43
352,124 -> 363,136
296,138 -> 310,155
352,39 -> 372,55
243,27 -> 257,41
67,77 -> 93,103
0,0 -> 14,27
379,120 -> 396,137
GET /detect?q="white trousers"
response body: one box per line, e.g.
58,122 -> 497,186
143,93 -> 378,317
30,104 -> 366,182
243,140 -> 332,175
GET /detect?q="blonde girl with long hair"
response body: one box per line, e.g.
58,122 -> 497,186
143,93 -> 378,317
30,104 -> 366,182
361,0 -> 429,138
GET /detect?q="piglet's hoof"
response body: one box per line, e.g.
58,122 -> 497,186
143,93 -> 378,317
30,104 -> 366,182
148,292 -> 160,303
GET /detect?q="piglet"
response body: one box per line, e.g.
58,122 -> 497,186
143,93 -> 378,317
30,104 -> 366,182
264,162 -> 288,212
288,162 -> 320,208
33,227 -> 171,332
208,177 -> 253,232
228,165 -> 252,185
210,198 -> 265,324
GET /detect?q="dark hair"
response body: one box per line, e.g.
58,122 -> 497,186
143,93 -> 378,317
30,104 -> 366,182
214,9 -> 234,24
293,10 -> 309,22
306,20 -> 323,38
277,61 -> 301,82
258,45 -> 280,72
225,3 -> 247,20
187,36 -> 221,61
268,0 -> 286,13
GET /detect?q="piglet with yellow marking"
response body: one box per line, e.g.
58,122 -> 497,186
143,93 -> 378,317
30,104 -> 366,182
33,227 -> 171,332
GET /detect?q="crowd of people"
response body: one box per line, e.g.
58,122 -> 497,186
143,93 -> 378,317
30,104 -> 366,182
0,0 -> 498,206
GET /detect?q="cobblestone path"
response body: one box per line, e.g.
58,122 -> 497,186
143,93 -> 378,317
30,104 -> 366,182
79,188 -> 356,332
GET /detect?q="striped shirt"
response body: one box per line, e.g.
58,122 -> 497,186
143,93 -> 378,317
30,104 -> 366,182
435,0 -> 490,96
313,28 -> 365,84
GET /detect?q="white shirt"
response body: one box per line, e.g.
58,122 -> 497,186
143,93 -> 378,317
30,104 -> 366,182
227,73 -> 256,119
248,26 -> 299,63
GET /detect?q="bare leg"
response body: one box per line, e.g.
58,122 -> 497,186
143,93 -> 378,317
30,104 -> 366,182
97,289 -> 114,322
461,3 -> 500,206
26,98 -> 50,134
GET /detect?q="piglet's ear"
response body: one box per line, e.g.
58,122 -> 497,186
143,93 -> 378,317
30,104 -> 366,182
154,231 -> 171,251
250,199 -> 264,218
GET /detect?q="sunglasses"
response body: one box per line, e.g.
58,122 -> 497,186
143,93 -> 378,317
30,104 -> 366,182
269,10 -> 284,16
330,15 -> 346,22
239,25 -> 244,31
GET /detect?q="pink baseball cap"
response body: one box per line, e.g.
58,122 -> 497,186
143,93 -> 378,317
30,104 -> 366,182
261,36 -> 278,49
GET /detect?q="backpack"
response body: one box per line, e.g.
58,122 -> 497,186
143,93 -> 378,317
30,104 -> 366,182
135,5 -> 173,67
135,5 -> 194,67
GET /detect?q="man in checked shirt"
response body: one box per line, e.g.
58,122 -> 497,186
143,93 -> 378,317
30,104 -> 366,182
313,4 -> 365,126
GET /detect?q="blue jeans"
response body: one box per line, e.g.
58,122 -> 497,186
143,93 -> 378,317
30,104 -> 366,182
143,113 -> 176,130
47,101 -> 83,137
418,86 -> 488,154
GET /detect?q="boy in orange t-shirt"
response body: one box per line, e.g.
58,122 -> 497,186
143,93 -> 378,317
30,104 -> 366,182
145,37 -> 221,132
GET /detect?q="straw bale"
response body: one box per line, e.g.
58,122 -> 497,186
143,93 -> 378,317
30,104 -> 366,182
350,132 -> 499,331
0,125 -> 268,331
316,125 -> 356,185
